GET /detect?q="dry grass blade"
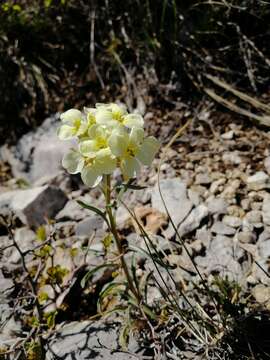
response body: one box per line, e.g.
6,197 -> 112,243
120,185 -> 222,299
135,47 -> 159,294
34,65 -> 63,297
204,87 -> 270,127
205,74 -> 270,114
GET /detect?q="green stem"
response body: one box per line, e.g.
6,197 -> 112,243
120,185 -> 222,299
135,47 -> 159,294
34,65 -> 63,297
104,175 -> 141,303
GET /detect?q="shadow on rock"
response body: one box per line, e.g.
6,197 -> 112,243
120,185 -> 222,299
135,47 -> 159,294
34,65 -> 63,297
46,320 -> 143,360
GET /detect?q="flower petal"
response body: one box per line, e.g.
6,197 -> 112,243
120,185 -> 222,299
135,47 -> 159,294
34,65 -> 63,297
96,157 -> 117,175
136,137 -> 160,165
88,124 -> 99,138
95,103 -> 110,109
62,151 -> 84,174
95,148 -> 117,174
60,109 -> 82,124
84,107 -> 97,126
121,157 -> 140,179
77,120 -> 89,136
110,103 -> 127,116
81,165 -> 101,187
123,114 -> 144,128
84,106 -> 96,115
79,140 -> 97,157
57,125 -> 76,140
108,128 -> 129,157
95,147 -> 112,158
128,127 -> 144,148
95,109 -> 114,125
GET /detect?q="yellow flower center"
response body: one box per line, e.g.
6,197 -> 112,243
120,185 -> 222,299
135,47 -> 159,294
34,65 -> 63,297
73,118 -> 81,131
112,111 -> 124,123
87,113 -> 96,126
96,136 -> 107,148
84,157 -> 94,166
126,145 -> 137,157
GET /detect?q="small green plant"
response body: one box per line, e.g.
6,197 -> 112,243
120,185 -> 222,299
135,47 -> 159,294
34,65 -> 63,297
47,265 -> 69,285
25,339 -> 43,360
58,103 -> 159,306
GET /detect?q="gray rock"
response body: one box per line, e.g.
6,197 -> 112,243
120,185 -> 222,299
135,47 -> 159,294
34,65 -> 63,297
31,136 -> 71,183
241,198 -> 250,211
46,320 -> 140,360
221,179 -> 241,199
178,204 -> 209,237
221,130 -> 234,140
195,173 -> 211,185
245,210 -> 263,228
206,197 -> 228,215
188,189 -> 201,206
264,157 -> 270,175
242,217 -> 255,232
211,222 -> 236,236
262,196 -> 270,226
0,275 -> 21,349
258,240 -> 270,258
146,286 -> 162,306
245,210 -> 262,223
254,240 -> 270,284
222,151 -> 242,165
0,185 -> 67,227
209,178 -> 226,194
252,284 -> 270,306
251,201 -> 262,211
0,310 -> 22,348
151,178 -> 193,238
0,270 -> 13,294
195,235 -> 243,281
115,205 -> 131,230
0,116 -> 75,183
33,172 -> 73,194
223,215 -> 242,228
237,231 -> 256,244
75,216 -> 104,237
258,229 -> 270,243
56,199 -> 88,222
246,171 -> 270,191
196,229 -> 212,246
8,227 -> 36,263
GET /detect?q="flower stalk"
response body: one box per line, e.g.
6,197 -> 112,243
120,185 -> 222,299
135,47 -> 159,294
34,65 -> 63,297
104,174 -> 141,303
57,101 -> 159,307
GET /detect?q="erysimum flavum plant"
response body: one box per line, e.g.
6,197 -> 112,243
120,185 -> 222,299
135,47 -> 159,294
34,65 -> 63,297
57,102 -> 159,304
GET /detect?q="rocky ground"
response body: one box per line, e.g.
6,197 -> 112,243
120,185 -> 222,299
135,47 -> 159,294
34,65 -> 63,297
1,111 -> 270,359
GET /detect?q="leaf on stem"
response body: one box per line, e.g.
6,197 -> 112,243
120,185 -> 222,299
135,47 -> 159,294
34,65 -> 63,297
77,200 -> 109,225
80,263 -> 116,288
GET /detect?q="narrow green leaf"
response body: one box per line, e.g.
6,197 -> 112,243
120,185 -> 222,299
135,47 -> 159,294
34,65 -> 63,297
115,178 -> 146,193
127,295 -> 157,320
99,282 -> 125,300
102,305 -> 128,318
142,304 -> 157,320
119,323 -> 130,350
80,263 -> 116,288
125,184 -> 147,190
97,282 -> 126,313
77,200 -> 109,225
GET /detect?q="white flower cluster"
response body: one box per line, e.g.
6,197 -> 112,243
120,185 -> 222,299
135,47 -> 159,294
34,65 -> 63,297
57,103 -> 160,187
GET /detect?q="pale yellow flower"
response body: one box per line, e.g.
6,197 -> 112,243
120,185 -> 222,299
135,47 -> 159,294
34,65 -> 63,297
95,103 -> 144,128
58,103 -> 159,186
57,109 -> 88,140
62,147 -> 116,187
78,124 -> 111,159
108,127 -> 159,179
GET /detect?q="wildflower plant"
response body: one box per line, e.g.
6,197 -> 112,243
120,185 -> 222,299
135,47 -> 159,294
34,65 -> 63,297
57,102 -> 159,303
